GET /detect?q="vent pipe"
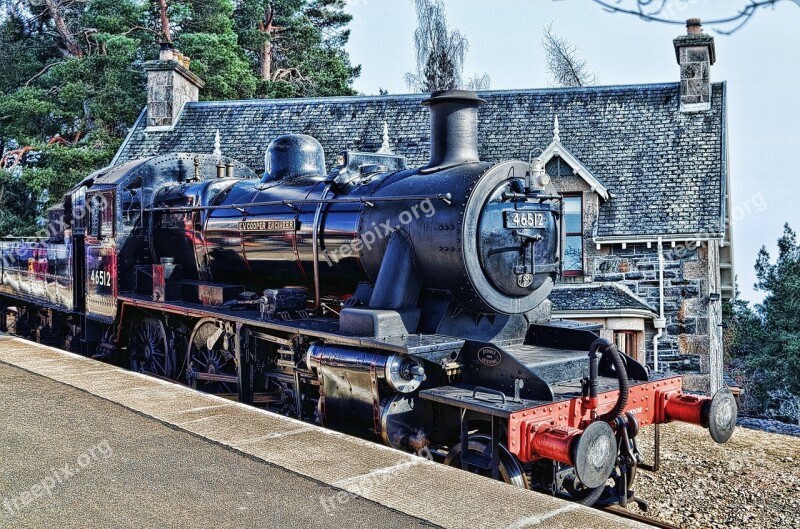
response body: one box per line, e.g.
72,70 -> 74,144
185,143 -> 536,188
422,90 -> 485,172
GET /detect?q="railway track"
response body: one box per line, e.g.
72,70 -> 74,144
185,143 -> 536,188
599,506 -> 680,529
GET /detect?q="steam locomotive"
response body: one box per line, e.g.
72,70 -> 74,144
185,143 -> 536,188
0,90 -> 737,508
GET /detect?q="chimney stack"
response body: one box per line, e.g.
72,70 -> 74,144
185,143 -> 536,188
673,18 -> 716,112
422,90 -> 485,172
143,43 -> 205,129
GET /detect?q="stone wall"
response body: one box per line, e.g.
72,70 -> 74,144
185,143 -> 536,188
594,244 -> 711,373
145,62 -> 202,129
548,156 -> 719,391
673,23 -> 715,113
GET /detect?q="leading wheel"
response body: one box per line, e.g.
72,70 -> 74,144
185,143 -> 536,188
129,316 -> 176,379
186,319 -> 239,395
444,434 -> 529,489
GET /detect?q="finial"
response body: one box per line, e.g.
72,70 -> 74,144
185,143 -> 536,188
553,116 -> 560,143
213,129 -> 222,163
377,121 -> 393,154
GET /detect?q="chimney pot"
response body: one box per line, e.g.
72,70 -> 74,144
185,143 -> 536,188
686,18 -> 703,34
159,42 -> 175,61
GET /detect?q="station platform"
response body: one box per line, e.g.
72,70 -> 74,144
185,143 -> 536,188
0,335 -> 647,528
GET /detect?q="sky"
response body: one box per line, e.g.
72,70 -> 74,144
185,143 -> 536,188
343,0 -> 800,305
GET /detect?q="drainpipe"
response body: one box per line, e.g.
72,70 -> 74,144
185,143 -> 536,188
652,237 -> 667,372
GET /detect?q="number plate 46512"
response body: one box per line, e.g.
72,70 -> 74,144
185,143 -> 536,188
90,269 -> 112,287
504,210 -> 546,229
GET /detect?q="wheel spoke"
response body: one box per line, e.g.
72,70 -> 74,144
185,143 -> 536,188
195,350 -> 209,370
151,356 -> 164,374
129,317 -> 174,379
187,322 -> 239,394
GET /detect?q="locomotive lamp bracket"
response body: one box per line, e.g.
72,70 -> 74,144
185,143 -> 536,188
502,192 -> 561,202
513,378 -> 524,403
526,148 -> 549,192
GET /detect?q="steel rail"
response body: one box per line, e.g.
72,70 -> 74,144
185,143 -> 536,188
598,506 -> 680,529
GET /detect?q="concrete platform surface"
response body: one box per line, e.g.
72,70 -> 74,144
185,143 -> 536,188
0,335 -> 647,528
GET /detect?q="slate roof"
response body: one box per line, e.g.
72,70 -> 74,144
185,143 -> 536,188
549,284 -> 657,314
113,82 -> 727,238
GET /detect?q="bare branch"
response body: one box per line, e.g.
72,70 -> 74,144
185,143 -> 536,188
542,24 -> 597,88
24,61 -> 66,87
271,67 -> 308,83
406,0 -> 470,92
466,73 -> 491,91
83,27 -> 99,55
0,145 -> 33,171
586,0 -> 797,34
122,25 -> 161,37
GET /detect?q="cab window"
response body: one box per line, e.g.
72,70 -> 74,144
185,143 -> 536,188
121,177 -> 143,229
88,191 -> 114,239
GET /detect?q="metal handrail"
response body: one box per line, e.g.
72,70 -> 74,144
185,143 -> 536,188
144,193 -> 453,213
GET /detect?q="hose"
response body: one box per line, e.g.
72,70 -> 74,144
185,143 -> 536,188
563,474 -> 606,507
576,484 -> 606,506
588,338 -> 630,423
562,339 -> 630,506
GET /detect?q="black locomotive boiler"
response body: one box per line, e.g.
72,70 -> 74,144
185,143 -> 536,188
0,90 -> 737,507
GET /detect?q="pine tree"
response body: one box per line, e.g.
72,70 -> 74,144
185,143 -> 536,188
233,0 -> 360,97
174,0 -> 259,100
0,0 -> 153,234
753,224 -> 800,394
725,224 -> 800,421
0,0 -> 359,234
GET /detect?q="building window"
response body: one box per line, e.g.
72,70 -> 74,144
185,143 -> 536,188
614,331 -> 638,360
563,195 -> 583,275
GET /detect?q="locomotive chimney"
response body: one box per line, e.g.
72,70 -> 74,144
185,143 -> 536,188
422,90 -> 485,171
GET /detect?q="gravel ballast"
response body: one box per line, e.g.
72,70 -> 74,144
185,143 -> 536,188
630,421 -> 800,529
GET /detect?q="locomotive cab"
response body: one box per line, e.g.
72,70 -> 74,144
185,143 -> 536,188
65,154 -> 257,322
